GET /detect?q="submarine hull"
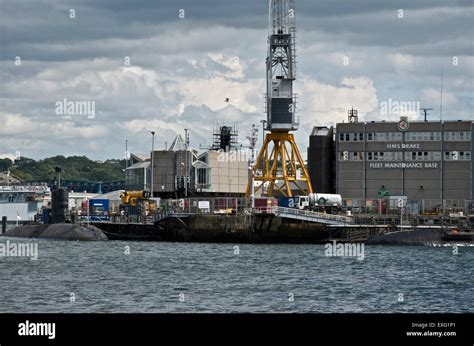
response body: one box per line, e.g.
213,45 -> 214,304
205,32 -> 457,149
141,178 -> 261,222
2,223 -> 108,241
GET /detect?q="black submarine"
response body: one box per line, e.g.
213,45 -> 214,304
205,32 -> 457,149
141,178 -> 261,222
2,165 -> 107,241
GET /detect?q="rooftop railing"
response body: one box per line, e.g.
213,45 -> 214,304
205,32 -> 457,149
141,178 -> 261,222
0,185 -> 50,193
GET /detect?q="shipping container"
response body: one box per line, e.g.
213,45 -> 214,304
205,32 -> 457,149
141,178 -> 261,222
277,197 -> 297,208
89,199 -> 110,221
254,197 -> 277,213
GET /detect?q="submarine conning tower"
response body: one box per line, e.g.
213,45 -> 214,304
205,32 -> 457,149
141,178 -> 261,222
51,165 -> 69,224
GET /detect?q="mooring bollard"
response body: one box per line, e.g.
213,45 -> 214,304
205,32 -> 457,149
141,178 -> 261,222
1,216 -> 7,234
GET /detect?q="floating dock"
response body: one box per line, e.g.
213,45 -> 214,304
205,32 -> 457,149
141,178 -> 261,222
90,208 -> 472,245
93,212 -> 327,243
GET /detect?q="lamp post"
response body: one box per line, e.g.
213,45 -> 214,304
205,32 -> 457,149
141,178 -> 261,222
125,138 -> 128,169
260,119 -> 267,143
151,131 -> 155,197
184,128 -> 188,197
247,124 -> 258,209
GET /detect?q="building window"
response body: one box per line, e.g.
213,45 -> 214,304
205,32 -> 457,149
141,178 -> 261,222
371,132 -> 401,142
444,151 -> 471,160
367,151 -> 403,161
444,131 -> 471,141
392,133 -> 400,141
446,151 -> 472,161
338,132 -> 366,142
339,151 -> 364,161
405,132 -> 442,142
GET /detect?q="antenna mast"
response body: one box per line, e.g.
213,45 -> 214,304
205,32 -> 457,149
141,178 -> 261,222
440,65 -> 444,121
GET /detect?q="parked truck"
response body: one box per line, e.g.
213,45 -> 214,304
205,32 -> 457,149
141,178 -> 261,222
293,193 -> 343,214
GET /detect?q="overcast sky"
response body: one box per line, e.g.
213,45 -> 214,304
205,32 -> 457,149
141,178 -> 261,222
0,0 -> 473,160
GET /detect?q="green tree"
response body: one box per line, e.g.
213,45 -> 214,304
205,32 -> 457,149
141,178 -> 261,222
9,155 -> 126,182
0,158 -> 13,171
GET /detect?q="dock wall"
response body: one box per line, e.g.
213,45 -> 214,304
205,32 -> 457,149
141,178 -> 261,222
93,214 -> 327,243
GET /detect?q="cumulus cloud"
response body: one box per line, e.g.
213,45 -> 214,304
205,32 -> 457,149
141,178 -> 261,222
297,77 -> 379,125
421,88 -> 458,108
0,0 -> 472,160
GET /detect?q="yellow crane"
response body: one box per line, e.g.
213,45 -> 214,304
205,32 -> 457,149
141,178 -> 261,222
246,0 -> 312,197
120,190 -> 151,207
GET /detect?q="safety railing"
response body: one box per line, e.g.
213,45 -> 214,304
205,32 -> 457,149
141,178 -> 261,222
0,185 -> 50,193
342,198 -> 474,216
273,206 -> 353,223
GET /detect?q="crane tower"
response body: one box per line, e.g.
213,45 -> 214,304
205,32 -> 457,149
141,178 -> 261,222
246,0 -> 313,197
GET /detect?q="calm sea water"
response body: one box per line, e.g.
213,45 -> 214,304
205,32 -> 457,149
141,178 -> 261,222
0,237 -> 472,313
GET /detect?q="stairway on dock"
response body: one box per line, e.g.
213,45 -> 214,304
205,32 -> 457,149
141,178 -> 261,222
273,206 -> 352,225
327,225 -> 391,242
344,228 -> 372,242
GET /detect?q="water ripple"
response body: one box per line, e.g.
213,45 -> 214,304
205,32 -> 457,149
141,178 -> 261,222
0,238 -> 472,313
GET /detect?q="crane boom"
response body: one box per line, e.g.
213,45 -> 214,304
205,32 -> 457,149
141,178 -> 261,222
267,0 -> 297,131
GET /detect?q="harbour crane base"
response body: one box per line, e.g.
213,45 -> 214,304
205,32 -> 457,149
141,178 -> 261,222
246,132 -> 313,197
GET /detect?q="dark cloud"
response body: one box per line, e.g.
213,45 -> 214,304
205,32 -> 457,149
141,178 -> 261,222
2,0 -> 472,59
0,0 -> 472,160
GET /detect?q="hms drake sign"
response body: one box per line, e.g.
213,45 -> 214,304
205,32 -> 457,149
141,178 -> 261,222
387,143 -> 420,149
369,162 -> 438,169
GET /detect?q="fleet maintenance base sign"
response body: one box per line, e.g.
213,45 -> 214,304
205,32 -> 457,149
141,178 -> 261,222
369,162 -> 438,169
